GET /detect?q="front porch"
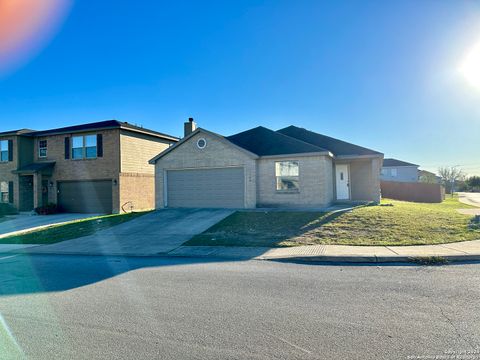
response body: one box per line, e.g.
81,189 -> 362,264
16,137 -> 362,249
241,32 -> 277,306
333,157 -> 382,204
13,162 -> 56,212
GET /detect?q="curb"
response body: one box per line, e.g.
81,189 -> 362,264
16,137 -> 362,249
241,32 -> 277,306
3,249 -> 480,264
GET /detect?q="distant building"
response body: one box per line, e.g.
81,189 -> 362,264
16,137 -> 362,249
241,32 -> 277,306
418,170 -> 442,184
381,158 -> 419,183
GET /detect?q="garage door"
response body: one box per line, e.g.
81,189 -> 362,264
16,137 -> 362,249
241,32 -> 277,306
167,167 -> 245,208
58,180 -> 113,214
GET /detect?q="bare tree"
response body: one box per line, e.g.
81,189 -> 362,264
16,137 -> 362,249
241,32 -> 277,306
438,166 -> 466,196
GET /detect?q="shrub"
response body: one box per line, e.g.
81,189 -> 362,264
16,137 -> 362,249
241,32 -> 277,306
0,203 -> 18,216
35,203 -> 59,215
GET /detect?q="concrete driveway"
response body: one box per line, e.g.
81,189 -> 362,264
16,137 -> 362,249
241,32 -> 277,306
29,209 -> 233,256
0,213 -> 100,238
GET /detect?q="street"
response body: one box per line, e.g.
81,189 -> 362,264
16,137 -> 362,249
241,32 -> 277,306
459,192 -> 480,208
0,255 -> 479,359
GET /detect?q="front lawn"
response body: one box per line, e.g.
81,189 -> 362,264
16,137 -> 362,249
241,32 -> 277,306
0,212 -> 148,245
185,197 -> 480,247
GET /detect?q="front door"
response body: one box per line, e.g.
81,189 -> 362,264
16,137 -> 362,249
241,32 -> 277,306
335,164 -> 350,200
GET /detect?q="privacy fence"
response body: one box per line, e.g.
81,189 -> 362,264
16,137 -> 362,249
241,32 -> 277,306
380,181 -> 445,203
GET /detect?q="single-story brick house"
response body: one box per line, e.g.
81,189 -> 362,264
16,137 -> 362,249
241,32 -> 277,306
149,119 -> 384,209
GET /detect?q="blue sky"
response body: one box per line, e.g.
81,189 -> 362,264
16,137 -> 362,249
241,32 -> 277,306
1,0 -> 479,175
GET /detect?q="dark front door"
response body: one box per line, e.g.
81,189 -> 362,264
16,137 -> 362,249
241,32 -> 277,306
19,175 -> 34,211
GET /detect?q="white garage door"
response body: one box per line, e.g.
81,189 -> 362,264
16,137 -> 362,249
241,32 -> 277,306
167,167 -> 245,208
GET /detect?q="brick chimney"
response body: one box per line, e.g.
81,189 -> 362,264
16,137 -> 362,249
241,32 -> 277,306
184,117 -> 197,137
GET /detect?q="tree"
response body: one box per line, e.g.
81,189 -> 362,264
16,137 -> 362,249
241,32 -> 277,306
438,166 -> 466,196
467,176 -> 480,192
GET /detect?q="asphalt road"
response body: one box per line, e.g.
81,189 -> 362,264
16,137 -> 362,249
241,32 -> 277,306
0,255 -> 479,360
459,192 -> 480,208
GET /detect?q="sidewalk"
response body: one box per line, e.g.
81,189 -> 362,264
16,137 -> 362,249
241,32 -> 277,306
167,240 -> 480,263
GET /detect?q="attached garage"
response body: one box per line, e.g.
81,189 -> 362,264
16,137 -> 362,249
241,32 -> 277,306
57,180 -> 113,213
166,167 -> 245,208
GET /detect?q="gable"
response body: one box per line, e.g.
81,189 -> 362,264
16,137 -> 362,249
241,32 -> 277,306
150,128 -> 258,164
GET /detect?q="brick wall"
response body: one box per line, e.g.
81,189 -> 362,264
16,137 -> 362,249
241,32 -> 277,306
120,130 -> 172,174
119,172 -> 155,212
257,155 -> 334,207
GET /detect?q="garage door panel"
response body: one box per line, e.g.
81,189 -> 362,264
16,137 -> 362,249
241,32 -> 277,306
167,168 -> 245,208
58,181 -> 113,214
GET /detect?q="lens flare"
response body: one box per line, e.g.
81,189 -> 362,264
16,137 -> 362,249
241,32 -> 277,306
459,40 -> 480,89
0,0 -> 72,75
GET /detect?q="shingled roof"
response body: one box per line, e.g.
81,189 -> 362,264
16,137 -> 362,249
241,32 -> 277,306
31,120 -> 178,140
383,158 -> 419,167
277,125 -> 382,157
226,126 -> 327,156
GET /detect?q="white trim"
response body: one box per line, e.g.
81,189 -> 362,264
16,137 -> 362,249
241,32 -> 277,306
163,170 -> 168,208
336,154 -> 383,160
259,151 -> 332,159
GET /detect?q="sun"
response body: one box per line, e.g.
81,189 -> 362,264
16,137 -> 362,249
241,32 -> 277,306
459,41 -> 480,88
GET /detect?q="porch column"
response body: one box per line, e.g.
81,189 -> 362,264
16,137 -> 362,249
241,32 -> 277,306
33,172 -> 43,209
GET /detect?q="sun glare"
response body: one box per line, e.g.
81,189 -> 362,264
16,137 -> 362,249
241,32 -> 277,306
0,0 -> 72,75
459,40 -> 480,88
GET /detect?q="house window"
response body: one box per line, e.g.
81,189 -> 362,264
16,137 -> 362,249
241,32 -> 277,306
85,135 -> 97,158
275,161 -> 299,191
0,182 -> 8,203
0,140 -> 8,162
391,168 -> 398,177
72,135 -> 97,159
38,140 -> 47,158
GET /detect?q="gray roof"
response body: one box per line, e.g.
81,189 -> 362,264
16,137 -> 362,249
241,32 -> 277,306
277,125 -> 382,157
0,120 -> 178,141
0,129 -> 35,137
383,158 -> 419,167
32,120 -> 179,140
226,126 -> 327,156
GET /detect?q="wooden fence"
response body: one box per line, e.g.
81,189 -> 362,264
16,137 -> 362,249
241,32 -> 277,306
381,181 -> 445,203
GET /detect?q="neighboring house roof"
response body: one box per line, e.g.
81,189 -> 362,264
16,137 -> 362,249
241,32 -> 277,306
225,126 -> 328,156
277,125 -> 382,157
0,120 -> 178,141
383,158 -> 419,167
0,129 -> 35,137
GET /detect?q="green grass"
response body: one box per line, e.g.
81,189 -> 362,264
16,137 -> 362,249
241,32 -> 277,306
0,212 -> 148,245
185,196 -> 480,247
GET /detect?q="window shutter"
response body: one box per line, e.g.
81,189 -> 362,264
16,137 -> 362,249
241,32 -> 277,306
64,137 -> 70,159
8,140 -> 13,161
8,181 -> 13,204
97,134 -> 103,157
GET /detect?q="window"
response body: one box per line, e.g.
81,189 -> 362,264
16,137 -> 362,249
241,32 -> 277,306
0,140 -> 8,162
0,182 -> 8,203
197,138 -> 207,149
38,140 -> 47,158
275,161 -> 299,191
85,135 -> 97,158
391,168 -> 398,177
72,135 -> 97,159
381,169 -> 386,176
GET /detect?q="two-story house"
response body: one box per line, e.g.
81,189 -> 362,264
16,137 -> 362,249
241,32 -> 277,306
0,120 -> 178,214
